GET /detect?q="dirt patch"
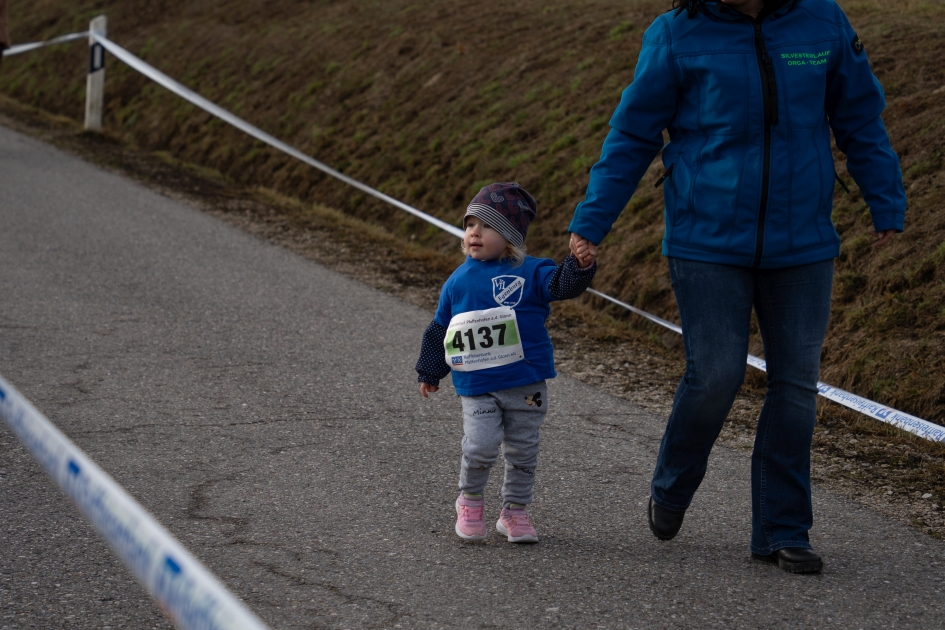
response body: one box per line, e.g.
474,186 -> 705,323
3,94 -> 941,540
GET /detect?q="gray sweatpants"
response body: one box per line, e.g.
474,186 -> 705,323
459,381 -> 548,507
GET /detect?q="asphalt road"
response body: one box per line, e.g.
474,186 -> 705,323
1,123 -> 944,630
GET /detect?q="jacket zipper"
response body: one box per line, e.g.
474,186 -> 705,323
752,21 -> 778,268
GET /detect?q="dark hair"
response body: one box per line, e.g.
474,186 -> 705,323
672,0 -> 707,18
672,0 -> 796,19
673,0 -> 796,19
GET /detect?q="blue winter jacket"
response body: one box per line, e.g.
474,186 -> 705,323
568,0 -> 906,268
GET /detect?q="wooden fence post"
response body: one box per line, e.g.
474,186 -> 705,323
84,15 -> 107,131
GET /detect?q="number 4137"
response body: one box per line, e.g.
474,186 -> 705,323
451,323 -> 507,352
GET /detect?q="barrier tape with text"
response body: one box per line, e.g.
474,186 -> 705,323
0,375 -> 271,630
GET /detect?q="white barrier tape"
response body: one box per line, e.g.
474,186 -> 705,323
91,34 -> 465,240
816,383 -> 945,442
86,34 -> 944,442
600,299 -> 945,442
745,357 -> 944,441
591,293 -> 943,441
2,32 -> 89,56
586,288 -> 682,334
0,374 -> 270,630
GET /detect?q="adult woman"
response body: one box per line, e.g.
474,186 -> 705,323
568,0 -> 905,573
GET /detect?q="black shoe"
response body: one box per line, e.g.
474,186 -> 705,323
648,497 -> 686,541
752,548 -> 824,574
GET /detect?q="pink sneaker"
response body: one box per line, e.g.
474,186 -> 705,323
496,507 -> 538,543
455,494 -> 487,540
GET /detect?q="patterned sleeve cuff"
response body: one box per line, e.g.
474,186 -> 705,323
569,255 -> 598,275
417,373 -> 440,387
549,255 -> 597,300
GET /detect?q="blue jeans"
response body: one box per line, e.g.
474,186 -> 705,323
651,258 -> 833,554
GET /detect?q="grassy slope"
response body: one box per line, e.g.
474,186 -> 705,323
3,0 -> 943,422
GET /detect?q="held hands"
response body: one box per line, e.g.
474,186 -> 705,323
419,382 -> 439,398
569,233 -> 598,269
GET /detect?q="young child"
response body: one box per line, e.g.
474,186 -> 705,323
416,182 -> 597,543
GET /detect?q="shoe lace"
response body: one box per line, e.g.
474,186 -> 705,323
459,504 -> 484,523
507,510 -> 531,527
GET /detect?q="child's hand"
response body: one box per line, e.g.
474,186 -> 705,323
569,233 -> 597,269
420,383 -> 439,398
575,248 -> 596,269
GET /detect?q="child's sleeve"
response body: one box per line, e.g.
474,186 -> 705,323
416,283 -> 453,386
545,254 -> 597,301
416,321 -> 450,386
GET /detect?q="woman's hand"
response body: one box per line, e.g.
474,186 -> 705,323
869,229 -> 897,248
419,382 -> 439,398
569,233 -> 598,268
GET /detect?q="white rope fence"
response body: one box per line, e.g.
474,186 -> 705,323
85,30 -> 945,442
93,31 -> 465,238
1,31 -> 89,56
4,21 -> 944,444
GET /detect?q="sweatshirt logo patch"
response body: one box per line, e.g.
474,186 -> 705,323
852,34 -> 864,54
492,275 -> 525,307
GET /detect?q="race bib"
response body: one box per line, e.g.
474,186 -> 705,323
444,307 -> 525,372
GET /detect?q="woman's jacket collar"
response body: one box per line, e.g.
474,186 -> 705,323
693,0 -> 800,23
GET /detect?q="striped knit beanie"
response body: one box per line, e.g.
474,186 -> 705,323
463,182 -> 537,248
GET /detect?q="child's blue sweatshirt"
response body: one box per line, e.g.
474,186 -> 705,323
416,254 -> 595,397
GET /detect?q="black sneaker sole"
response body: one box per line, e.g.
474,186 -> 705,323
648,522 -> 677,541
752,552 -> 823,574
779,558 -> 823,574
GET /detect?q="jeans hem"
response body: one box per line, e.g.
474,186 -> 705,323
751,540 -> 813,555
650,494 -> 689,513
